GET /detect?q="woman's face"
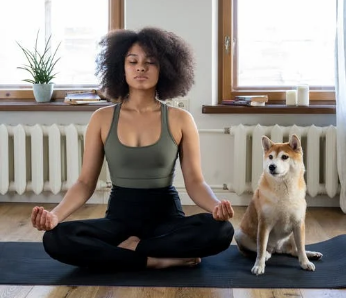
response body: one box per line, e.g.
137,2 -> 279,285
124,43 -> 160,92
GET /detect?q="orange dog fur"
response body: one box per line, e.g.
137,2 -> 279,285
234,135 -> 323,275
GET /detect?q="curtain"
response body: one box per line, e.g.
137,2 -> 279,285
336,0 -> 346,213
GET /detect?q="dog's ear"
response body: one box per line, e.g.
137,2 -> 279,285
262,135 -> 273,152
289,134 -> 302,152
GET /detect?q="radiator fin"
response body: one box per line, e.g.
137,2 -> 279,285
0,124 -> 107,195
229,124 -> 339,198
0,124 -> 339,198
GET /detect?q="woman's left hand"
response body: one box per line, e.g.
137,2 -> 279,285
212,200 -> 234,221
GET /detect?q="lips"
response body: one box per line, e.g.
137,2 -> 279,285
134,76 -> 148,80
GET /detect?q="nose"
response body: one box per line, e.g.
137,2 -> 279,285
269,164 -> 276,172
137,64 -> 145,72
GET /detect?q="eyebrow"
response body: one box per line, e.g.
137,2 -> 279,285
126,53 -> 155,58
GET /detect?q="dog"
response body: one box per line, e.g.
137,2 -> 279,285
234,134 -> 323,275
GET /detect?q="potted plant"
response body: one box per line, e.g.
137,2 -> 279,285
17,31 -> 61,102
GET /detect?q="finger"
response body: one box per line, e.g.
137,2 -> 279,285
222,200 -> 233,218
213,205 -> 219,220
46,213 -> 51,230
36,207 -> 44,229
228,205 -> 235,218
220,201 -> 228,219
35,207 -> 44,228
224,201 -> 234,217
40,210 -> 47,229
218,204 -> 224,219
31,207 -> 39,227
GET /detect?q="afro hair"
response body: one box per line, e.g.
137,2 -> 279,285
95,27 -> 195,101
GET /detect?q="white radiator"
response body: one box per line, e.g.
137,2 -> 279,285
0,123 -> 340,200
228,124 -> 339,198
0,124 -> 109,195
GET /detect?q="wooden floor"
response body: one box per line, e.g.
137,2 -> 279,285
0,203 -> 346,298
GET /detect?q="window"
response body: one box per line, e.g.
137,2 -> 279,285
219,0 -> 336,102
0,0 -> 123,99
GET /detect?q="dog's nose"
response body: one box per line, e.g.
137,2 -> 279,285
269,164 -> 276,172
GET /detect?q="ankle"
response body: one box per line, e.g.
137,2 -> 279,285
118,236 -> 141,251
146,257 -> 201,269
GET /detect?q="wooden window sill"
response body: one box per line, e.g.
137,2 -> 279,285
0,99 -> 113,111
0,99 -> 336,114
202,103 -> 336,114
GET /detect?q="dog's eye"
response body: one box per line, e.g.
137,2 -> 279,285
269,155 -> 273,160
282,155 -> 289,160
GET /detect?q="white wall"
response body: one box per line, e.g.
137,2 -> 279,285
124,0 -> 336,126
123,0 -> 338,207
0,0 -> 338,207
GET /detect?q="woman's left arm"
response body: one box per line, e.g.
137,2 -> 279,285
178,111 -> 234,221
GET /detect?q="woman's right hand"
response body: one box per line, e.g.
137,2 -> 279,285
31,206 -> 59,231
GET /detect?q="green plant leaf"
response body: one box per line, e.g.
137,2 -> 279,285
16,30 -> 61,84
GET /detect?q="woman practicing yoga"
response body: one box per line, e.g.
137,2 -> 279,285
31,27 -> 234,270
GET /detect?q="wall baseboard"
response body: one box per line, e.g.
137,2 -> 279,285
0,190 -> 340,208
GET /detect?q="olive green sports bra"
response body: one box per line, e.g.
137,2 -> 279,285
104,103 -> 179,189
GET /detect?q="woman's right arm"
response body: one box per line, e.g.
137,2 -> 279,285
32,109 -> 106,230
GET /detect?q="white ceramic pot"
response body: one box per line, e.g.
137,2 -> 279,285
33,83 -> 54,103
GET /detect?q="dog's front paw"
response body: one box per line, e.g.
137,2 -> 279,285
300,261 -> 316,271
306,250 -> 323,260
251,260 -> 265,275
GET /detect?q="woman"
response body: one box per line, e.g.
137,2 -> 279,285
31,27 -> 234,270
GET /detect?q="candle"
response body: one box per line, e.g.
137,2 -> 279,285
286,90 -> 297,106
297,84 -> 309,106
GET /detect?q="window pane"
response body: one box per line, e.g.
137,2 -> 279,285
0,0 -> 108,88
0,0 -> 45,86
51,0 -> 108,86
237,0 -> 336,88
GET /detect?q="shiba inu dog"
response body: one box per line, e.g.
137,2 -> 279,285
234,134 -> 323,275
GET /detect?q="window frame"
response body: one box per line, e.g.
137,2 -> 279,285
218,0 -> 335,103
0,0 -> 124,100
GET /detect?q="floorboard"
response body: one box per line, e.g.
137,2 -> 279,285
0,203 -> 345,298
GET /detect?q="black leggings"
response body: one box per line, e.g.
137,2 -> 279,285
43,185 -> 234,270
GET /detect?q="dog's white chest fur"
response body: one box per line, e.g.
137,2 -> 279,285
262,186 -> 306,237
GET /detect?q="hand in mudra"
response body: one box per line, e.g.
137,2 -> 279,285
213,200 -> 234,221
31,206 -> 58,231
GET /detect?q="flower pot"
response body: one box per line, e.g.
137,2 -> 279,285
33,83 -> 54,103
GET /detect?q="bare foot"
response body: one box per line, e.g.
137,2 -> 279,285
118,237 -> 201,269
118,236 -> 141,251
147,257 -> 201,269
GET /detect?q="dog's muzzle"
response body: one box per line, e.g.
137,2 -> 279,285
269,164 -> 277,175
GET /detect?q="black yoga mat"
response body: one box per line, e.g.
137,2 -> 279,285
1,235 -> 346,288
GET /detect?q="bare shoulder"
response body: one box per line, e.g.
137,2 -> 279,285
167,105 -> 196,128
89,104 -> 116,142
92,104 -> 116,119
88,104 -> 116,126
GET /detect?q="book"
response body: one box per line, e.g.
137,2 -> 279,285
222,95 -> 268,107
64,90 -> 102,104
66,100 -> 108,105
234,95 -> 268,103
222,100 -> 266,106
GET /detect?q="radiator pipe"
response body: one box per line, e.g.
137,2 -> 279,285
7,182 -> 231,193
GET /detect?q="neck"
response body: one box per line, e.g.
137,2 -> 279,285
123,89 -> 159,112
